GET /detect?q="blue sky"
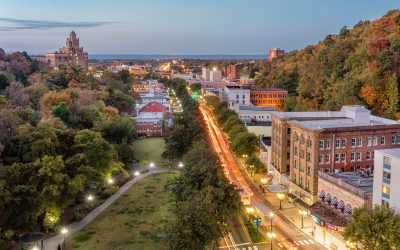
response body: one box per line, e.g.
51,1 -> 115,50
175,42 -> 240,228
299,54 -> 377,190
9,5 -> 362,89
0,0 -> 399,54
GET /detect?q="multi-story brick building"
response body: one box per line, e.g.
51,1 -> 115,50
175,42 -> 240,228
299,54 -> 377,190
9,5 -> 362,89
45,31 -> 88,71
250,88 -> 287,111
223,64 -> 243,80
271,105 -> 400,205
268,48 -> 285,61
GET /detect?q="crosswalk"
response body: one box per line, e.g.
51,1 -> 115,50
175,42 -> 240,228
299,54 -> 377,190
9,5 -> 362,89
294,239 -> 315,246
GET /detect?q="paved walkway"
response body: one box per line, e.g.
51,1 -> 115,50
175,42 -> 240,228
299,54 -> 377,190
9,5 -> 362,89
44,168 -> 170,250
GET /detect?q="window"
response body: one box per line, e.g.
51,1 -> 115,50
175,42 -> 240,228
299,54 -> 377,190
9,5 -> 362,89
319,155 -> 323,164
383,170 -> 391,180
384,156 -> 391,164
294,173 -> 297,183
325,168 -> 330,173
341,139 -> 346,148
300,176 -> 304,187
299,164 -> 304,172
382,185 -> 390,195
236,94 -> 239,99
398,133 -> 400,144
307,140 -> 312,148
357,137 -> 362,147
300,150 -> 305,159
351,138 -> 356,147
392,134 -> 396,144
325,154 -> 330,163
335,153 -> 340,163
294,160 -> 298,168
366,151 -> 371,160
341,153 -> 346,162
373,136 -> 378,146
357,152 -> 362,161
367,137 -> 372,146
307,165 -> 311,176
306,180 -> 310,190
306,152 -> 311,162
300,137 -> 305,145
326,140 -> 331,149
381,136 -> 386,145
319,140 -> 324,149
351,152 -> 355,161
294,147 -> 298,156
382,200 -> 389,208
335,139 -> 340,148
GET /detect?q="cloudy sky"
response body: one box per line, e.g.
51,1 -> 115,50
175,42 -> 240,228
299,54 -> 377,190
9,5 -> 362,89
0,0 -> 399,54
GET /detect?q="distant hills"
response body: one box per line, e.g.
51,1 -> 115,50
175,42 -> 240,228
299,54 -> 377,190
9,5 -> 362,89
89,54 -> 266,60
255,9 -> 400,119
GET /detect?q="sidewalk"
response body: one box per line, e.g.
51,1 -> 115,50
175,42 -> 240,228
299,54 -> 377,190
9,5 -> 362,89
244,166 -> 349,250
43,168 -> 169,250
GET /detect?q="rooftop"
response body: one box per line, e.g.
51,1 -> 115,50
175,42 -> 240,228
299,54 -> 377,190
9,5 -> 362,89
250,88 -> 287,92
375,148 -> 400,159
319,171 -> 373,194
139,102 -> 165,113
239,106 -> 277,111
274,105 -> 399,130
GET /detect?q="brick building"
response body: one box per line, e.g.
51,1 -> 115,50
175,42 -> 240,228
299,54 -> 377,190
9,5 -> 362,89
271,105 -> 400,204
45,31 -> 88,71
223,64 -> 243,80
268,48 -> 285,61
250,88 -> 288,111
134,102 -> 171,137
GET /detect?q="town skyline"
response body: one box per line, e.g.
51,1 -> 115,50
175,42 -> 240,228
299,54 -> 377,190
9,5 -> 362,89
0,0 -> 399,54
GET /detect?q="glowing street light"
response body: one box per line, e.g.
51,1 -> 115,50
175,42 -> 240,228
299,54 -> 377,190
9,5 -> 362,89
30,247 -> 39,250
260,178 -> 268,184
269,212 -> 274,230
245,207 -> 254,214
299,209 -> 308,228
149,162 -> 155,168
87,195 -> 94,202
178,162 -> 184,168
277,193 -> 285,210
61,227 -> 69,248
267,232 -> 276,250
107,178 -> 114,185
134,171 -> 140,176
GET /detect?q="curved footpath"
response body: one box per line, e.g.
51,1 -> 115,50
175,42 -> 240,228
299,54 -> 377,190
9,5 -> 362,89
44,168 -> 171,250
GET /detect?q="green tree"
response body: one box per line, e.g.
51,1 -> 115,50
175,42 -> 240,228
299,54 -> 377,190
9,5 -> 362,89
52,101 -> 71,125
245,154 -> 266,174
230,132 -> 258,156
107,89 -> 135,114
385,74 -> 399,118
0,73 -> 9,90
190,82 -> 202,92
343,206 -> 400,250
95,115 -> 136,144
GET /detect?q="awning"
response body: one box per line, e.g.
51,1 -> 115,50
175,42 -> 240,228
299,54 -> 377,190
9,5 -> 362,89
330,197 -> 338,206
344,204 -> 352,214
318,190 -> 325,199
324,193 -> 331,202
337,200 -> 345,210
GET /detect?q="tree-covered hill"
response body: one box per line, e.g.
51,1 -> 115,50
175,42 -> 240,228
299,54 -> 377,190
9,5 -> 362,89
255,10 -> 400,118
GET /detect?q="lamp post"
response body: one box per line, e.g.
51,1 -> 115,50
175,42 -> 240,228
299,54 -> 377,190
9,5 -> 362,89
267,232 -> 276,250
299,209 -> 307,228
277,193 -> 285,210
107,178 -> 114,185
149,162 -> 155,173
134,171 -> 140,177
61,227 -> 69,248
178,162 -> 184,168
269,212 -> 274,231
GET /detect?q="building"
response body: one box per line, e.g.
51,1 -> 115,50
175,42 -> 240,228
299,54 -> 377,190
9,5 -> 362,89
250,88 -> 288,111
172,73 -> 197,81
209,68 -> 222,82
231,104 -> 275,123
136,92 -> 169,110
223,63 -> 243,80
134,102 -> 171,137
260,136 -> 272,166
268,48 -> 285,61
271,105 -> 400,205
223,85 -> 251,107
373,148 -> 400,213
202,67 -> 210,81
45,31 -> 88,71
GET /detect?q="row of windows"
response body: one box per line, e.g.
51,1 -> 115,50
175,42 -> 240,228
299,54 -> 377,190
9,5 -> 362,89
251,94 -> 286,98
293,173 -> 311,191
319,134 -> 399,150
318,151 -> 374,164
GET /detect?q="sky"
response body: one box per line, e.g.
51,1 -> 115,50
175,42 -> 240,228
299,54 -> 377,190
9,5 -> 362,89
0,0 -> 399,55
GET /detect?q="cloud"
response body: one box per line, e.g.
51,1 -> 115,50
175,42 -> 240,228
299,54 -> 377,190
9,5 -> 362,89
0,18 -> 114,31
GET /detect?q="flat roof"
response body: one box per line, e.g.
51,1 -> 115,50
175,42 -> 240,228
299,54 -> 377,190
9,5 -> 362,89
239,105 -> 277,111
251,88 -> 287,92
375,148 -> 400,159
320,171 -> 373,193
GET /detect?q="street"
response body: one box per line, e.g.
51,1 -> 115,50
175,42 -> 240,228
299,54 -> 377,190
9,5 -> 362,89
200,103 -> 325,250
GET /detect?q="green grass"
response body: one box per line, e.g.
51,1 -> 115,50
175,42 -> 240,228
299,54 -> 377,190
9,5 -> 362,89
132,137 -> 173,167
66,172 -> 179,250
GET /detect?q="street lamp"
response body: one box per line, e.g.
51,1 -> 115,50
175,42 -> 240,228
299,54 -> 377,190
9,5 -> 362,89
267,232 -> 276,250
260,178 -> 268,184
245,207 -> 255,214
134,171 -> 140,176
107,178 -> 114,185
299,209 -> 307,228
61,227 -> 69,248
149,162 -> 155,168
277,193 -> 285,210
30,247 -> 39,250
178,162 -> 184,168
86,195 -> 94,202
269,212 -> 274,230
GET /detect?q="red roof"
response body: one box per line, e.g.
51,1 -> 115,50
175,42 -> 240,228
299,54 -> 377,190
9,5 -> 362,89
139,102 -> 166,113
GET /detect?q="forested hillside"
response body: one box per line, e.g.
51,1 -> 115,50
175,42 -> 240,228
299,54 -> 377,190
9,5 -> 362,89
255,10 -> 400,118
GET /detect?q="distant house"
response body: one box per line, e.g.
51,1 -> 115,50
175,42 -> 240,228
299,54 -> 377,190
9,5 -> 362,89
134,102 -> 172,137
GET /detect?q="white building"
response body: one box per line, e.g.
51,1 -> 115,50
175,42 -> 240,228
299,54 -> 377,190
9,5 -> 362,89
373,149 -> 400,212
173,73 -> 197,81
209,68 -> 222,82
202,67 -> 210,81
223,85 -> 251,107
231,104 -> 276,123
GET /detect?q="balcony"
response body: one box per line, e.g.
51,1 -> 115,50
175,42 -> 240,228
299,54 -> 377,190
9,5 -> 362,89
384,163 -> 391,170
382,193 -> 390,199
383,177 -> 391,185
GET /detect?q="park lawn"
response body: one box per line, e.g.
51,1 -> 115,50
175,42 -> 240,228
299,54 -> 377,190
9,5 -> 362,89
132,137 -> 172,167
66,172 -> 179,250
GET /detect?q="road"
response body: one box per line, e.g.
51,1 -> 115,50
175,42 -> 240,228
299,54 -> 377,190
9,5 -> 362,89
199,103 -> 324,250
